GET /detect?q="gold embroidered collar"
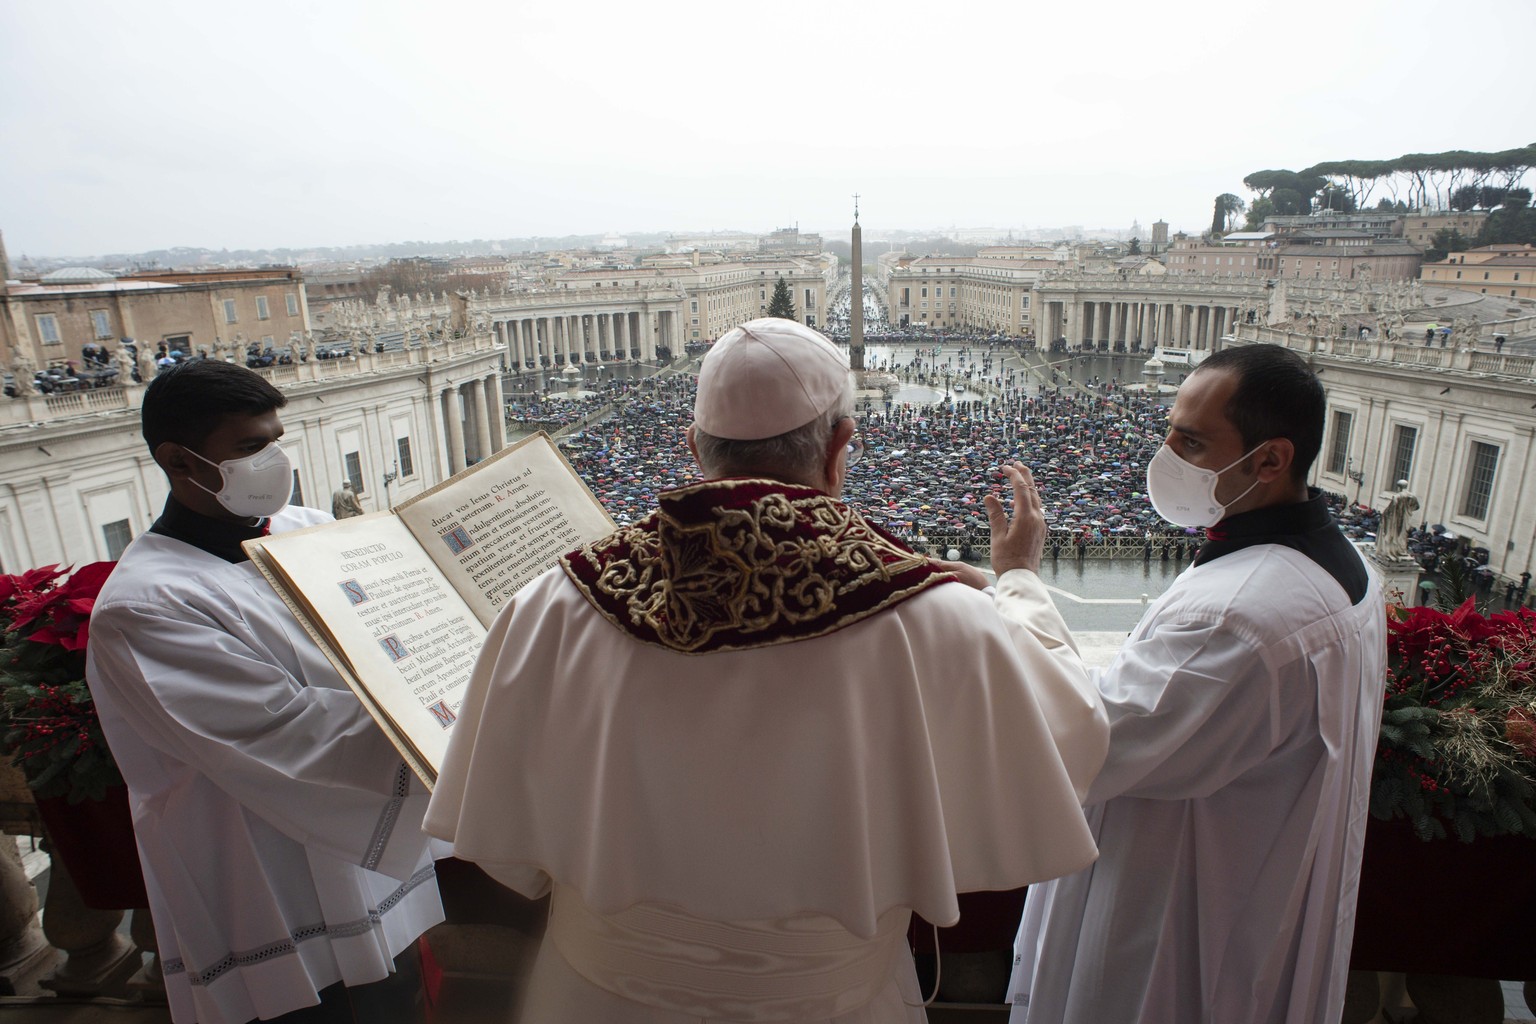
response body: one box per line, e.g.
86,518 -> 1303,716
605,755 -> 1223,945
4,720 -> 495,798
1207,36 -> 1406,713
560,478 -> 955,654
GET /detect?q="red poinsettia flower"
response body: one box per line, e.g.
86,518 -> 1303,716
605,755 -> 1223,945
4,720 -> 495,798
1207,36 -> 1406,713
2,561 -> 115,650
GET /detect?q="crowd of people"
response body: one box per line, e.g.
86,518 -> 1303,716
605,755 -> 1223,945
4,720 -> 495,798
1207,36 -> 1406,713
555,369 -> 1209,554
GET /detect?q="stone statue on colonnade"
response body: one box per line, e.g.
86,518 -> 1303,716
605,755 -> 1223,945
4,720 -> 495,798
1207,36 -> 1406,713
1375,482 -> 1420,562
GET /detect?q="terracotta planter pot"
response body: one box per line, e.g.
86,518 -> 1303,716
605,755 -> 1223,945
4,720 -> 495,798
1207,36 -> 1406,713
1349,815 -> 1536,981
35,785 -> 149,910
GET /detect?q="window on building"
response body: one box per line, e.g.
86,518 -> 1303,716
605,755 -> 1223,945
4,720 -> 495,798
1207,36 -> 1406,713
1327,411 -> 1352,475
287,293 -> 300,316
344,451 -> 364,494
690,300 -> 698,312
290,470 -> 304,507
102,519 -> 133,561
1461,441 -> 1499,519
223,299 -> 238,323
256,296 -> 270,320
91,310 -> 112,338
394,436 -> 414,479
35,314 -> 61,345
1390,425 -> 1417,487
921,288 -> 928,297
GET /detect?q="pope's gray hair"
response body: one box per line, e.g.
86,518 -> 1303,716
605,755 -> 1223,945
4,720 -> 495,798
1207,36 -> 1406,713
694,377 -> 855,483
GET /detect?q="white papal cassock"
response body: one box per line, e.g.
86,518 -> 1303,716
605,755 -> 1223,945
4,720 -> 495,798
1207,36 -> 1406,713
427,479 -> 1108,1024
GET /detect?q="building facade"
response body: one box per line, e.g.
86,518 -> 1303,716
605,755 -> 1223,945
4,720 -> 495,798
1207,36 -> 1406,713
1420,245 -> 1536,300
0,331 -> 505,573
471,253 -> 837,369
1400,210 -> 1490,248
883,255 -> 1054,333
1163,231 -> 1422,282
1228,322 -> 1536,585
2,267 -> 311,373
1031,270 -> 1271,354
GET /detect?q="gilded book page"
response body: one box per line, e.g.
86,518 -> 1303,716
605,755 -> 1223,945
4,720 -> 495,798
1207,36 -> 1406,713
394,432 -> 615,626
246,513 -> 484,783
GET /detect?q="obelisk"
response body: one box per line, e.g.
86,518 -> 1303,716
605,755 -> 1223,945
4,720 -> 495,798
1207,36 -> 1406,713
850,195 -> 864,372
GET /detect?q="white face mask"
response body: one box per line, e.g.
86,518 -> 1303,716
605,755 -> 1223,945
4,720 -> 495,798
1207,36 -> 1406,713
186,442 -> 294,519
1145,442 -> 1266,529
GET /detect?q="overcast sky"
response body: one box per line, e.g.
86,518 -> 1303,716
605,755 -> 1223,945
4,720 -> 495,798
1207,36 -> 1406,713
2,0 -> 1531,258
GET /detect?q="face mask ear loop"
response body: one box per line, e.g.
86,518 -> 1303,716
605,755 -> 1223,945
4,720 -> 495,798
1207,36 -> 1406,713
1217,443 -> 1269,514
181,445 -> 225,501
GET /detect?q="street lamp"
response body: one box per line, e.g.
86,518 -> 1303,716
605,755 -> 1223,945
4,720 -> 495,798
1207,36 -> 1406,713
1345,457 -> 1365,504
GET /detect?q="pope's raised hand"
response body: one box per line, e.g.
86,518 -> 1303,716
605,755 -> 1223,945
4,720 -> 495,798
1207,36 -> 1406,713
984,461 -> 1045,577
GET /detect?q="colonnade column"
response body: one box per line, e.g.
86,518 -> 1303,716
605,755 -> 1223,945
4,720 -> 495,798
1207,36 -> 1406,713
570,315 -> 585,363
465,380 -> 486,463
441,384 -> 466,475
486,372 -> 506,451
612,313 -> 627,360
471,378 -> 494,458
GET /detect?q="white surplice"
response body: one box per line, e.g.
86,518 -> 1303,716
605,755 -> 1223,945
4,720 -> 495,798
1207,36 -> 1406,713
426,566 -> 1108,1023
1010,544 -> 1386,1024
87,505 -> 444,1024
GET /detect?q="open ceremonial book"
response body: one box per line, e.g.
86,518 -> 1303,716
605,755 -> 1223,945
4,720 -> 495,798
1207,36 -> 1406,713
244,432 -> 615,788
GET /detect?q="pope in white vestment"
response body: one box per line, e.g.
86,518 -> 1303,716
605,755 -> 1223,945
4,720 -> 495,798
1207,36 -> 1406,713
426,317 -> 1109,1023
427,481 -> 1106,1023
89,503 -> 445,1024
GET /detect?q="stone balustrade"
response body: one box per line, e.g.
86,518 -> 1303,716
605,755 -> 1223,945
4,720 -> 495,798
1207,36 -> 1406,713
1230,323 -> 1536,380
0,332 -> 503,431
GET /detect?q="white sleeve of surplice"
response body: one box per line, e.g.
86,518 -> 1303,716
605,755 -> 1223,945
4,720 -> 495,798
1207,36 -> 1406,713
88,600 -> 432,881
992,568 -> 1109,802
1085,615 -> 1276,805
